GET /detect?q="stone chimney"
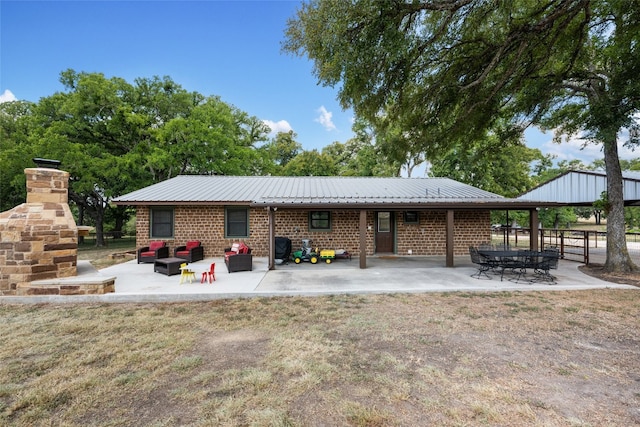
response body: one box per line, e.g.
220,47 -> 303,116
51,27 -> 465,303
0,167 -> 78,295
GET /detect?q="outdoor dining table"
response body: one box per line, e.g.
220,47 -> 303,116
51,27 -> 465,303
477,249 -> 556,282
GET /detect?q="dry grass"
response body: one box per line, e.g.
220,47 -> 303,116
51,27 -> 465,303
1,290 -> 639,426
77,238 -> 136,269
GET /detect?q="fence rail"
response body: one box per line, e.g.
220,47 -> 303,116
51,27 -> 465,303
492,227 -> 640,265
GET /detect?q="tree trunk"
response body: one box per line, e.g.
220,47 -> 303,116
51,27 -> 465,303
602,136 -> 637,272
77,204 -> 85,244
94,207 -> 106,248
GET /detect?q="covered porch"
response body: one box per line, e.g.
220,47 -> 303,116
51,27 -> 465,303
262,204 -> 555,270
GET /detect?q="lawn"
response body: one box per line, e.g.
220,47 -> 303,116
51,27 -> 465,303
77,237 -> 137,269
1,289 -> 639,426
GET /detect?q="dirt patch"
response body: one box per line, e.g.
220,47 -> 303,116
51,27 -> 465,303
200,329 -> 271,371
579,263 -> 640,287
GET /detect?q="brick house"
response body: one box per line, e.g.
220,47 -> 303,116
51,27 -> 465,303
113,176 -> 550,268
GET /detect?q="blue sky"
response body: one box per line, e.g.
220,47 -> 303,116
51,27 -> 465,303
1,1 -> 635,172
1,1 -> 353,151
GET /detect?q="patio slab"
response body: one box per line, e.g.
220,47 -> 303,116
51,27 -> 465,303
0,256 -> 636,304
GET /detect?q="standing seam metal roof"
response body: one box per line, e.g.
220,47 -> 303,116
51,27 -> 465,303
517,170 -> 640,205
112,175 -> 507,205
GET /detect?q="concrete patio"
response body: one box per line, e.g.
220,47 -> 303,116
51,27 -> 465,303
1,255 -> 636,304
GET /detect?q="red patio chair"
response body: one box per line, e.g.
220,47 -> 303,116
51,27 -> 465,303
137,241 -> 169,264
174,240 -> 204,263
201,263 -> 216,283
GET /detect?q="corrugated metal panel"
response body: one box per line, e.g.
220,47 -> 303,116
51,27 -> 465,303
518,170 -> 640,204
113,175 -> 507,205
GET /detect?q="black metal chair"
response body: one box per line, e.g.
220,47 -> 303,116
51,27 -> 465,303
469,247 -> 494,279
532,248 -> 560,283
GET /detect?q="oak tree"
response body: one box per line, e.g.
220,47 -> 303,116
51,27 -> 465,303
285,0 -> 640,272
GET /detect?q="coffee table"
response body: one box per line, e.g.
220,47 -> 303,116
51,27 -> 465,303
154,257 -> 185,276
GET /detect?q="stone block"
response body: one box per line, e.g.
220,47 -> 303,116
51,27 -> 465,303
60,285 -> 83,295
24,287 -> 60,295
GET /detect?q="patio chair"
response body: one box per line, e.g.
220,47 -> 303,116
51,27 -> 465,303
201,263 -> 216,283
137,241 -> 169,264
532,248 -> 560,283
174,240 -> 204,263
179,263 -> 196,284
469,247 -> 493,279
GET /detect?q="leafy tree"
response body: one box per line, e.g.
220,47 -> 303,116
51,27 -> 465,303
323,118 -> 398,177
540,207 -> 578,229
372,116 -> 426,177
284,0 -> 640,272
0,101 -> 38,211
534,159 -> 593,184
151,96 -> 264,178
344,117 -> 400,176
259,130 -> 303,174
7,70 -> 272,246
282,149 -> 339,176
430,124 -> 544,198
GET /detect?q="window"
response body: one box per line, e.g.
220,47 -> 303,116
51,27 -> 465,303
404,211 -> 419,224
150,207 -> 174,238
309,211 -> 331,231
226,207 -> 249,238
378,212 -> 391,232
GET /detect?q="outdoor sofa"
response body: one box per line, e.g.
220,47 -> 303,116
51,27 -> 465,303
224,242 -> 253,273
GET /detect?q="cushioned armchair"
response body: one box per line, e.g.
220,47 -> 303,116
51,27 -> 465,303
137,241 -> 169,264
224,242 -> 253,273
174,240 -> 204,263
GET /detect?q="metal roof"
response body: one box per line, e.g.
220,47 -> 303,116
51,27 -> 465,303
517,170 -> 640,206
113,175 -> 558,209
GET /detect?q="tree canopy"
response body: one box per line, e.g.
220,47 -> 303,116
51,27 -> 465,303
284,0 -> 640,272
0,70 -> 272,245
2,69 -> 409,243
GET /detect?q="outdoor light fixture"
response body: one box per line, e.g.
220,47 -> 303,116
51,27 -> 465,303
33,158 -> 61,169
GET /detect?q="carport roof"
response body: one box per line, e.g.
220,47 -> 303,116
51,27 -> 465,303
113,175 -> 559,210
517,170 -> 640,206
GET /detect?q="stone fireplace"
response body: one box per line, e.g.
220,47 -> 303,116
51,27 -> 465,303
0,167 -> 78,296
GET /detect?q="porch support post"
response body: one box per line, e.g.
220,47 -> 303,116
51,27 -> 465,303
268,207 -> 275,270
529,208 -> 539,252
359,209 -> 367,269
446,209 -> 454,267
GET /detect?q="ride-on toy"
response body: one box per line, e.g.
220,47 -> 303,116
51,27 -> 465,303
319,249 -> 335,263
292,239 -> 319,264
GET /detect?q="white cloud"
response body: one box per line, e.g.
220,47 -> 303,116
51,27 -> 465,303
0,89 -> 17,103
263,119 -> 293,138
526,126 -> 638,165
315,106 -> 337,131
546,134 -> 637,163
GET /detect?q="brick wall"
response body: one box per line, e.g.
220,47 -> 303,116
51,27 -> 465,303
136,206 -> 489,258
